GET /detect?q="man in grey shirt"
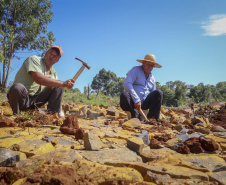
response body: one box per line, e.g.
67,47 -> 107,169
120,54 -> 163,121
8,45 -> 75,115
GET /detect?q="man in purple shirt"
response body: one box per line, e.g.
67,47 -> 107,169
120,54 -> 163,121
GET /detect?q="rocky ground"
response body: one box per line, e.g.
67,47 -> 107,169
0,101 -> 226,185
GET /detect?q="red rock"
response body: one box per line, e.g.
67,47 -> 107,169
150,138 -> 161,149
199,136 -> 219,151
184,137 -> 204,154
74,128 -> 85,140
177,145 -> 190,154
60,115 -> 79,129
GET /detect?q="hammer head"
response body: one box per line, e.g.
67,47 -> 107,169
75,57 -> 91,69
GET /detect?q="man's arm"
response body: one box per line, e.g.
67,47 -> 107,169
30,71 -> 74,89
123,67 -> 141,109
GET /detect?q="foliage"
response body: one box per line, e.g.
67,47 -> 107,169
91,68 -> 125,96
63,89 -> 119,106
0,0 -> 55,91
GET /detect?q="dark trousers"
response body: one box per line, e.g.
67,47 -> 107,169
7,83 -> 64,114
120,89 -> 163,120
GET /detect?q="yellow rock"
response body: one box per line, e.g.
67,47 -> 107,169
0,134 -> 43,148
19,140 -> 55,157
0,106 -> 13,116
75,160 -> 144,183
161,107 -> 166,115
12,178 -> 27,185
19,152 -> 27,161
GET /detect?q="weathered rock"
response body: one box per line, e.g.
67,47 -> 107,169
31,148 -> 83,164
195,127 -> 211,134
199,136 -> 219,151
87,109 -> 103,119
122,118 -> 141,129
209,171 -> 226,185
174,124 -> 183,132
0,115 -> 17,127
79,148 -> 142,163
0,148 -> 21,167
0,106 -> 13,116
180,154 -> 226,172
61,114 -> 79,129
132,130 -> 150,145
149,138 -> 161,149
165,138 -> 182,150
140,147 -> 177,163
177,145 -> 190,154
106,106 -> 117,116
127,137 -> 144,154
17,139 -> 55,157
84,132 -> 105,150
184,137 -> 204,154
211,125 -> 226,132
42,135 -> 78,145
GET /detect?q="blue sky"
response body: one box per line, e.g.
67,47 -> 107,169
9,0 -> 226,92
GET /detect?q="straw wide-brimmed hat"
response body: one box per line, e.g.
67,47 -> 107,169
137,54 -> 162,68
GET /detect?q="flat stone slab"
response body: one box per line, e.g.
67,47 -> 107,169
31,147 -> 83,164
180,154 -> 226,171
18,139 -> 55,157
0,148 -> 20,167
209,171 -> 226,184
43,135 -> 78,145
79,148 -> 142,163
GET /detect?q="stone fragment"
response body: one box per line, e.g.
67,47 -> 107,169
192,116 -> 205,125
0,115 -> 17,127
184,137 -> 204,154
177,145 -> 190,154
87,110 -> 102,119
181,154 -> 226,171
209,171 -> 226,185
127,137 -> 144,154
140,147 -> 177,163
0,106 -> 13,116
84,132 -> 105,151
18,139 -> 55,157
132,130 -> 150,145
194,127 -> 211,134
165,138 -> 182,150
175,131 -> 189,142
199,136 -> 219,151
149,138 -> 161,149
79,148 -> 142,163
121,162 -> 209,181
42,135 -> 78,145
122,118 -> 141,129
31,148 -> 83,164
106,106 -> 117,116
213,132 -> 226,138
174,124 -> 183,132
74,128 -> 85,140
211,125 -> 226,132
0,148 -> 21,167
60,114 -> 79,129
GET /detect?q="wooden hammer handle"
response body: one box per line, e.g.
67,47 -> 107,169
73,65 -> 85,81
138,109 -> 148,121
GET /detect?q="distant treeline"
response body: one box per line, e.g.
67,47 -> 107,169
68,68 -> 226,107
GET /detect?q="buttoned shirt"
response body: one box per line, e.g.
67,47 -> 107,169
14,55 -> 58,96
123,66 -> 156,103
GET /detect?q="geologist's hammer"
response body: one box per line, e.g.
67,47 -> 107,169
72,57 -> 91,82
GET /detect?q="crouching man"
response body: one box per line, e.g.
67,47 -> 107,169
7,45 -> 75,115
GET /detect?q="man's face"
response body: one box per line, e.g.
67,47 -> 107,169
142,61 -> 154,74
44,49 -> 60,66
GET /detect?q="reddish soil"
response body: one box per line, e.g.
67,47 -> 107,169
210,111 -> 226,129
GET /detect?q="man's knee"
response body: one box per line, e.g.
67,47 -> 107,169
155,89 -> 163,100
9,83 -> 26,94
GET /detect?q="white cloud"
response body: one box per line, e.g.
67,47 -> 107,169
201,14 -> 226,36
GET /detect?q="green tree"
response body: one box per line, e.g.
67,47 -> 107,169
0,0 -> 55,91
173,81 -> 188,107
91,68 -> 124,96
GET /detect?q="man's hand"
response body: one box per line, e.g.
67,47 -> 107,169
63,79 -> 75,89
134,101 -> 141,110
